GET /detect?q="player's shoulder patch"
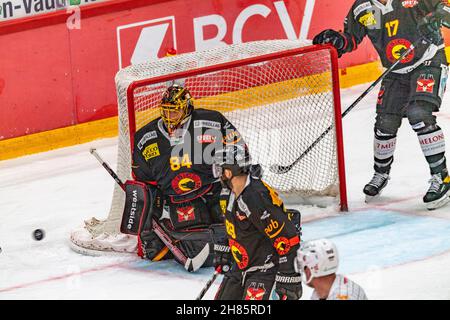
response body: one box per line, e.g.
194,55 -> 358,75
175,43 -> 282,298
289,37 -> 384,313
137,131 -> 158,150
353,1 -> 373,18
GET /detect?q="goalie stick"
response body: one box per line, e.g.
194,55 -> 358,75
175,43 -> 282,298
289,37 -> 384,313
270,38 -> 425,175
90,148 -> 210,272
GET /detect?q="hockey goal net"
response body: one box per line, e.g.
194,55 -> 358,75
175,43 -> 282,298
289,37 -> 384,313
70,39 -> 347,254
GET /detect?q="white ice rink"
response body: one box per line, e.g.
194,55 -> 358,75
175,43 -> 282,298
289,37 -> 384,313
1,83 -> 450,300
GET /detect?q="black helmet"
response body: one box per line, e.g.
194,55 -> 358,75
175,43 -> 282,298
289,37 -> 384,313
160,84 -> 193,131
213,145 -> 252,178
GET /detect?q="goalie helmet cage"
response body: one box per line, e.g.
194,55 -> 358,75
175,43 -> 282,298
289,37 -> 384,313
71,40 -> 347,251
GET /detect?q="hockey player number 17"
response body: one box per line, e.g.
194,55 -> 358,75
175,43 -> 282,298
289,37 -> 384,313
385,20 -> 399,37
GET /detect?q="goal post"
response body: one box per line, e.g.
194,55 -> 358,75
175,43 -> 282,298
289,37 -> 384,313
70,39 -> 347,254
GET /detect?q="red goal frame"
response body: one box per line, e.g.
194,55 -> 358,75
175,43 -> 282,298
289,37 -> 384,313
125,44 -> 348,211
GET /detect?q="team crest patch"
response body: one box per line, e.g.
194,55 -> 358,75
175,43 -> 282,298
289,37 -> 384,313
401,0 -> 418,8
177,206 -> 196,222
229,239 -> 249,269
245,283 -> 266,300
171,173 -> 202,194
142,143 -> 160,161
274,237 -> 291,256
386,39 -> 414,63
416,74 -> 435,93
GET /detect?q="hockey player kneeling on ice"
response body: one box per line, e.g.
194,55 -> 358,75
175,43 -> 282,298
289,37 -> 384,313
313,0 -> 450,209
295,239 -> 368,300
131,84 -> 246,267
212,145 -> 302,300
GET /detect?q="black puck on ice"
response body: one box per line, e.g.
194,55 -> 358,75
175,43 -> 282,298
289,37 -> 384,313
33,229 -> 45,241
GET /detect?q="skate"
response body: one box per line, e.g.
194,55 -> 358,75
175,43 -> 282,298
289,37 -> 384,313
423,171 -> 450,210
363,172 -> 390,203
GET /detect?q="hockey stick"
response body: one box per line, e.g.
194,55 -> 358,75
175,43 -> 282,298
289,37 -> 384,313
90,148 -> 210,272
196,266 -> 222,300
270,39 -> 424,175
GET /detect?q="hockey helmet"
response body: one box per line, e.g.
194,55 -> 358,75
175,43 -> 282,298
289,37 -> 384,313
212,145 -> 252,179
160,84 -> 193,132
294,238 -> 339,283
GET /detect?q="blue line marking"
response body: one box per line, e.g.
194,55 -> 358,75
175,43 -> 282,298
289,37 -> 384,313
302,210 -> 450,274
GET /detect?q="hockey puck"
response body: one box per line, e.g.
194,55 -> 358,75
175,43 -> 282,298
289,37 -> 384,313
33,229 -> 45,241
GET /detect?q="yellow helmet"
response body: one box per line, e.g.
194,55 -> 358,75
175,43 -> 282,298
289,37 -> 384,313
160,84 -> 193,132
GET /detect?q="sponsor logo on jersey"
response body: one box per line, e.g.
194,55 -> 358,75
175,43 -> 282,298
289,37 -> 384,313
245,283 -> 266,300
385,38 -> 414,64
220,200 -> 227,215
225,219 -> 236,239
274,237 -> 291,256
353,2 -> 373,17
229,239 -> 249,269
137,131 -> 158,150
171,172 -> 202,194
142,143 -> 160,160
177,206 -> 196,222
193,120 -> 221,130
196,134 -> 217,144
235,211 -> 248,221
223,130 -> 242,145
264,219 -> 285,239
359,12 -> 377,27
416,74 -> 435,93
401,0 -> 418,8
260,210 -> 271,220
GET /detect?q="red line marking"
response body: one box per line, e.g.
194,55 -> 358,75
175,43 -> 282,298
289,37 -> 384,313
0,260 -> 134,294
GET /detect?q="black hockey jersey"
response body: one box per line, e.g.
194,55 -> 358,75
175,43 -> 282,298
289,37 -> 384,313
132,109 -> 245,199
341,0 -> 450,72
219,175 -> 300,274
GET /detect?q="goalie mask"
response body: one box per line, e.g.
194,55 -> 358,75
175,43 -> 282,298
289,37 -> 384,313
160,84 -> 193,133
294,238 -> 339,284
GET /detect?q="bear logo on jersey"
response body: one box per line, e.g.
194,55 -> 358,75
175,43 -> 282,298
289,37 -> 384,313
386,39 -> 414,63
416,74 -> 435,93
171,173 -> 202,194
229,239 -> 249,269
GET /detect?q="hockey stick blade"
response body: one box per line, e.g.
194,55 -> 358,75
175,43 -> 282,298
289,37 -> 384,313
185,243 -> 210,272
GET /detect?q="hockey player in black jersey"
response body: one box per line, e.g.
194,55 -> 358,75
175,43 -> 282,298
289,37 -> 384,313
314,0 -> 450,209
131,84 -> 245,265
211,145 -> 302,300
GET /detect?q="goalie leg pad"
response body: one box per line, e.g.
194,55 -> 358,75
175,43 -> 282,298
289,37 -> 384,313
121,180 -> 152,236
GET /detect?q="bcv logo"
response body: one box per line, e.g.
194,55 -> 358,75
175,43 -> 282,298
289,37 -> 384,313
117,16 -> 177,69
116,0 -> 316,69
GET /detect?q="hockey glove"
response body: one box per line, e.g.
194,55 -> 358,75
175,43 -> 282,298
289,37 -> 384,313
274,272 -> 302,300
140,229 -> 172,261
213,243 -> 233,274
313,29 -> 346,57
418,13 -> 443,45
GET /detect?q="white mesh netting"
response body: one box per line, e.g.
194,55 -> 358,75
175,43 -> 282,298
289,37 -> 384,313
72,39 -> 344,246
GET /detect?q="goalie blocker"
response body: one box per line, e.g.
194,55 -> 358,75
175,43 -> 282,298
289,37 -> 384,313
121,180 -> 227,270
